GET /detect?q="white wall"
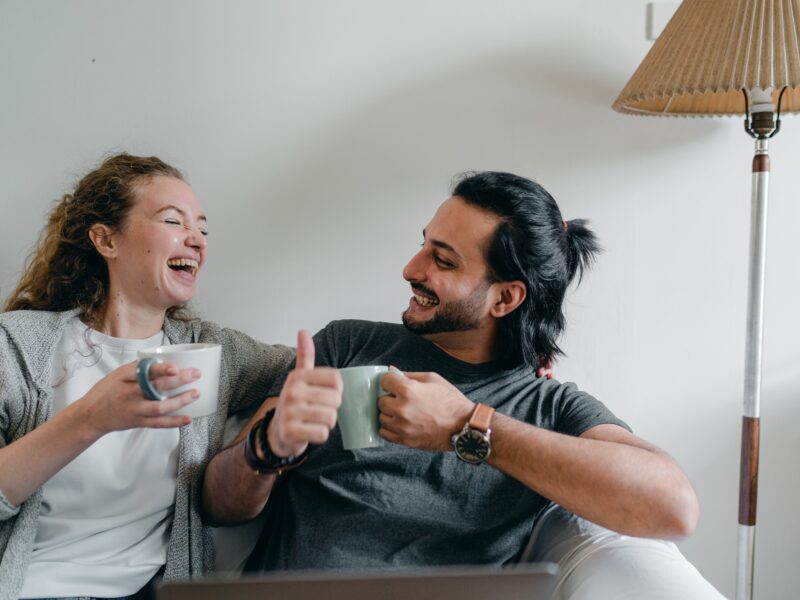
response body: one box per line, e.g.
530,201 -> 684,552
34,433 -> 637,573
1,1 -> 798,597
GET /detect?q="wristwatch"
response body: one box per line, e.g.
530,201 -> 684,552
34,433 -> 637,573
244,409 -> 308,475
451,403 -> 495,465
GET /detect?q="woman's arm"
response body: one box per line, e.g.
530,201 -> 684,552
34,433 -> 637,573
0,361 -> 198,512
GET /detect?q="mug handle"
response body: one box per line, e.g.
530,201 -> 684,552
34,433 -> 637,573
136,357 -> 167,401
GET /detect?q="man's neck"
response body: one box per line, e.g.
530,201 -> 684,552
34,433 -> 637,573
422,323 -> 498,365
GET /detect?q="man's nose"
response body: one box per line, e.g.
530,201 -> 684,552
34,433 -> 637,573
403,250 -> 426,282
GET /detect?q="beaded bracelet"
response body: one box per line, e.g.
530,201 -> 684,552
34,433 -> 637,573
243,409 -> 308,475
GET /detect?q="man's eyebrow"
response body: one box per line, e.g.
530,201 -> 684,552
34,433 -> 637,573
155,205 -> 207,222
422,229 -> 462,260
432,239 -> 462,258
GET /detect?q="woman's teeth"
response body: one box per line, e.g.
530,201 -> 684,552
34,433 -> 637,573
167,258 -> 199,276
415,294 -> 438,307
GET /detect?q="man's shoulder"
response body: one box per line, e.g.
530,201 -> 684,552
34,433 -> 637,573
316,319 -> 412,367
521,377 -> 591,404
323,319 -> 405,336
321,319 -> 410,351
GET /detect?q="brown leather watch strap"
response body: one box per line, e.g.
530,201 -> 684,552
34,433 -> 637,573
468,403 -> 495,433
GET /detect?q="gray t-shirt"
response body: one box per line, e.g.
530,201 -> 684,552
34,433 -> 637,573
246,320 -> 628,571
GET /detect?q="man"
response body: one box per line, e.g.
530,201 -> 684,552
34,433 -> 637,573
202,172 -> 722,597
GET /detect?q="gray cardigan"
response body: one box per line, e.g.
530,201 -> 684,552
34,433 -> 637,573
0,309 -> 295,600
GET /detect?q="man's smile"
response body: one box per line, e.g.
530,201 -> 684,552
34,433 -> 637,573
411,284 -> 439,308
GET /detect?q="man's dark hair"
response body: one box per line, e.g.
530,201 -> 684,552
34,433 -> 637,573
452,171 -> 600,370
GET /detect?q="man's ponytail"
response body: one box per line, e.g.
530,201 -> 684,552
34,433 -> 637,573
563,218 -> 601,285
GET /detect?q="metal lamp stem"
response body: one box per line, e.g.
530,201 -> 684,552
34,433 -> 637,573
736,136 -> 770,600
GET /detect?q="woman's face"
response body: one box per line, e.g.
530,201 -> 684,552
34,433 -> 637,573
104,175 -> 208,312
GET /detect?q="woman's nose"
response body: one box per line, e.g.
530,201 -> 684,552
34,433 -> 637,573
184,224 -> 208,250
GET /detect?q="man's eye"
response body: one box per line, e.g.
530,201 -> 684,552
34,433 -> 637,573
165,219 -> 181,225
435,256 -> 454,268
200,230 -> 209,237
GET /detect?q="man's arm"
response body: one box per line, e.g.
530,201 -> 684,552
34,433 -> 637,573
201,331 -> 342,525
378,371 -> 699,540
489,417 -> 698,539
201,398 -> 278,525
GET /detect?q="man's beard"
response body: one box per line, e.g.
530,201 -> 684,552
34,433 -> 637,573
402,282 -> 489,335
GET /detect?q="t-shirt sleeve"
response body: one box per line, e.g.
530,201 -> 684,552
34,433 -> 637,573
552,382 -> 631,437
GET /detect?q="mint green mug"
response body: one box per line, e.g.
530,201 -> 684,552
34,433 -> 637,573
337,365 -> 393,450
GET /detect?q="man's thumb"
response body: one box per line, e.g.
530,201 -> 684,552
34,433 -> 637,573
296,329 -> 315,370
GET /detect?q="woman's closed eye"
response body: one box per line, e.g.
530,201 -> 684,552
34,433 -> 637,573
165,218 -> 208,236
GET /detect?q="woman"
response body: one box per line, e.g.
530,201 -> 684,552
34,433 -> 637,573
0,153 -> 294,600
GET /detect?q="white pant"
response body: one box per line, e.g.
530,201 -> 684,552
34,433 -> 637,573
525,505 -> 726,600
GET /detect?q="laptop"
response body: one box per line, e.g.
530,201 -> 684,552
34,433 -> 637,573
157,563 -> 559,600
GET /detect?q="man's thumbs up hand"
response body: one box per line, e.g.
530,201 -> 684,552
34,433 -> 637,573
268,330 -> 343,458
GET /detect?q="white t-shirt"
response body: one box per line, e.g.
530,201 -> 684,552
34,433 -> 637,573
19,316 -> 180,599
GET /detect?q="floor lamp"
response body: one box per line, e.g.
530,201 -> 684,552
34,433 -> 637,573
612,2 -> 799,599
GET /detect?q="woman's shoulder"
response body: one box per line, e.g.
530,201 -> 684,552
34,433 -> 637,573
0,310 -> 78,386
0,308 -> 70,327
163,316 -> 268,347
0,309 -> 78,341
163,316 -> 227,343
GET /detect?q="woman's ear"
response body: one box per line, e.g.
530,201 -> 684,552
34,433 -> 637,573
88,224 -> 118,259
489,280 -> 526,318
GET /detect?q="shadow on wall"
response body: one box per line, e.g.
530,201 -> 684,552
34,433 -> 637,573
753,361 -> 800,599
232,47 -> 724,266
674,355 -> 800,599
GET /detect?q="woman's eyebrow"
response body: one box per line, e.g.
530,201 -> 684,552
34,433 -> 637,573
155,205 -> 208,222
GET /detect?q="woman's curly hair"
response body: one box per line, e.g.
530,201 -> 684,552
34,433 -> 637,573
3,153 -> 191,326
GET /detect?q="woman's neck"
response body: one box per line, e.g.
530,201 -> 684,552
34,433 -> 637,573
90,295 -> 166,339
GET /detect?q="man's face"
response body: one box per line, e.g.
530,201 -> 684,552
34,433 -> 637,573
401,196 -> 500,335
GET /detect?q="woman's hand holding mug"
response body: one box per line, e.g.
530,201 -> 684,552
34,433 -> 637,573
79,361 -> 200,437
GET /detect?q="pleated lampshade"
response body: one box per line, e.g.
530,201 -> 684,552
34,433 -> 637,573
613,0 -> 800,116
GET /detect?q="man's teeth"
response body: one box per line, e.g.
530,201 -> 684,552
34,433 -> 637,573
415,294 -> 438,307
167,258 -> 199,275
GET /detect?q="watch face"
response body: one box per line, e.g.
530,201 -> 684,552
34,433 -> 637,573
454,429 -> 491,463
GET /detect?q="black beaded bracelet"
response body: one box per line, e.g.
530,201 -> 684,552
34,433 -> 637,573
243,409 -> 308,475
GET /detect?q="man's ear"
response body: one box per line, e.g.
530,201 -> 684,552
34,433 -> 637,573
88,224 -> 118,259
489,280 -> 526,318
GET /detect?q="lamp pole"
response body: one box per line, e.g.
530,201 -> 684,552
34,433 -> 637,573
613,2 -> 799,596
737,87 -> 783,600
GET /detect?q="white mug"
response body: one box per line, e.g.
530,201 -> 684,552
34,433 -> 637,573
136,343 -> 222,418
